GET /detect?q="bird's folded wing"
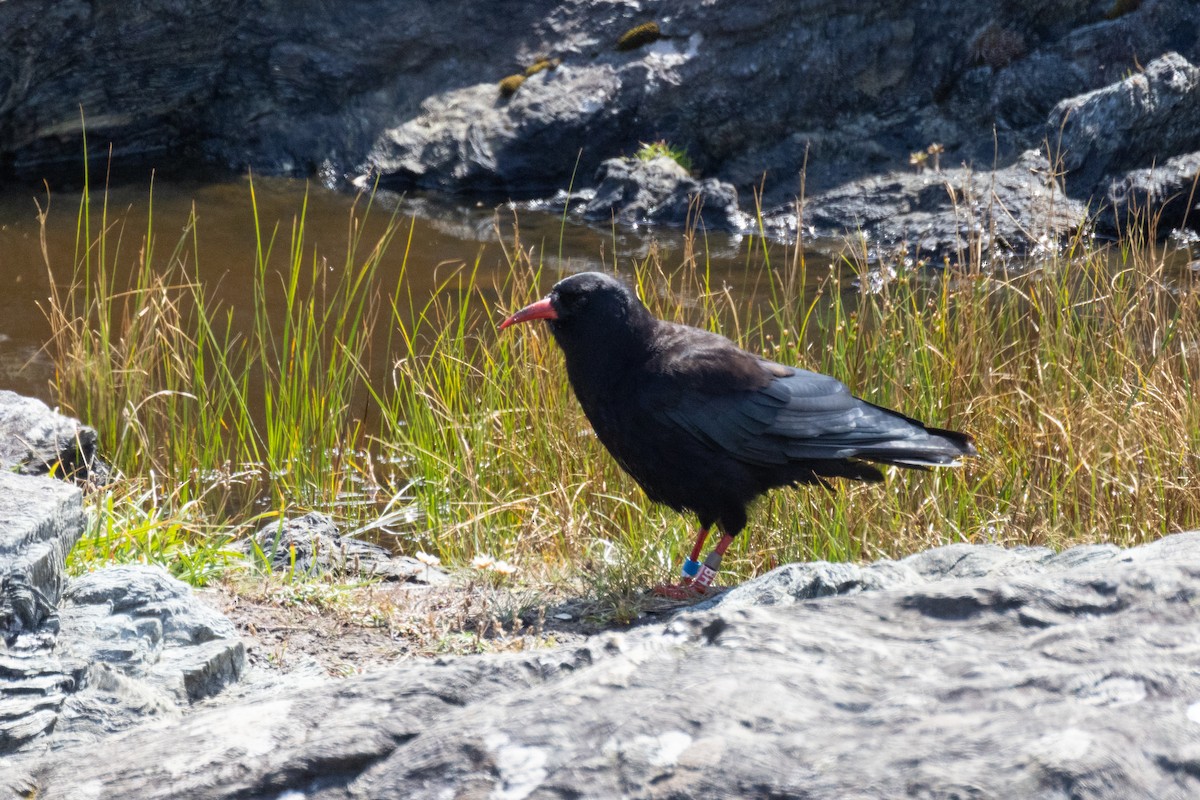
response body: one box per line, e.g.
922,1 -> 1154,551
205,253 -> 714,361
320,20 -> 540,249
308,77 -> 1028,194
657,365 -> 963,467
660,385 -> 792,464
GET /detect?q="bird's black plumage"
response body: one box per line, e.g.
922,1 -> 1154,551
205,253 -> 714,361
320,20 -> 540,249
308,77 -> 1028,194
502,271 -> 976,540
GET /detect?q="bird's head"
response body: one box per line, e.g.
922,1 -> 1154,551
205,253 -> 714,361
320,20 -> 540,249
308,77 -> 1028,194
500,272 -> 651,360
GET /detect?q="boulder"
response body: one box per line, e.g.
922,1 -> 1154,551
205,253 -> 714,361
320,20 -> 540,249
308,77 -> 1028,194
1049,52 -> 1200,235
365,64 -> 631,193
60,566 -> 245,706
1050,53 -> 1200,196
243,511 -> 449,584
12,531 -> 1200,799
2,560 -> 247,757
0,390 -> 109,484
789,150 -> 1088,260
1097,150 -> 1200,236
582,156 -> 746,231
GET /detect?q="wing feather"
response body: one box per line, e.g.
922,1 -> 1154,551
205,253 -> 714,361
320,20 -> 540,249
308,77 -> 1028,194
649,353 -> 972,469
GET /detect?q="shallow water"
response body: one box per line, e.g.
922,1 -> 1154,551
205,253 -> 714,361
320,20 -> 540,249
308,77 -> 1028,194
3,164 -> 1194,430
0,166 -> 809,406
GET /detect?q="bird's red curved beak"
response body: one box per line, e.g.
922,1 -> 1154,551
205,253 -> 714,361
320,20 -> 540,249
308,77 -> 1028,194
499,297 -> 558,330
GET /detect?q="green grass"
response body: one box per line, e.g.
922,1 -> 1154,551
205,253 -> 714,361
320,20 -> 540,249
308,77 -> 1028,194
42,170 -> 1200,605
636,140 -> 694,174
46,166 -> 405,582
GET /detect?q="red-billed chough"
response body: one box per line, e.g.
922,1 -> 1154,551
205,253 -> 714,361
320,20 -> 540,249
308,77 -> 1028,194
501,271 -> 976,597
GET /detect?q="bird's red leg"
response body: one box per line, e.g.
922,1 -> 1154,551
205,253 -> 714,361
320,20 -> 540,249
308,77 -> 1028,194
652,528 -> 710,598
682,527 -> 710,579
691,534 -> 735,591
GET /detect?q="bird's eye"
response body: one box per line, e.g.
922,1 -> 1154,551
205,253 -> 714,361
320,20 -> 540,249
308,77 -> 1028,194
556,291 -> 587,312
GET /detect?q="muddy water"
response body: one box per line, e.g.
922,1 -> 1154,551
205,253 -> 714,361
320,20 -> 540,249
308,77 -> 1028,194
0,168 -> 806,407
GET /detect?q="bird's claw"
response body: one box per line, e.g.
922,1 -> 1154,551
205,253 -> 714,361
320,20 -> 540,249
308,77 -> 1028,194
651,581 -> 709,600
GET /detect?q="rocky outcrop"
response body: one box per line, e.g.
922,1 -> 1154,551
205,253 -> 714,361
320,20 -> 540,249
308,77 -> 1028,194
0,467 -> 244,757
581,156 -> 746,231
11,531 -> 1200,799
2,1 -> 1199,250
0,390 -> 109,484
1049,52 -> 1200,235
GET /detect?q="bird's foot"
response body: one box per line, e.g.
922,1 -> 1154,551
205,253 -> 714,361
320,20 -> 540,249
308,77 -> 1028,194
651,580 -> 709,600
654,545 -> 726,599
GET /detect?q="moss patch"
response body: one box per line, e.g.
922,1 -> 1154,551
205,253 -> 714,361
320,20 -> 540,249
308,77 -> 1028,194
525,57 -> 561,77
499,73 -> 526,97
616,21 -> 661,52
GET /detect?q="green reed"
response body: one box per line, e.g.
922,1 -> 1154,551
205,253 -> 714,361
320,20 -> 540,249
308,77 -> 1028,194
42,170 -> 1200,594
378,217 -> 1199,585
45,172 -> 403,579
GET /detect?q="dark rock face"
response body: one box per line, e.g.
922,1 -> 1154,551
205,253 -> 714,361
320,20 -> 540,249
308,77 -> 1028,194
3,1 -> 1200,249
11,531 -> 1200,799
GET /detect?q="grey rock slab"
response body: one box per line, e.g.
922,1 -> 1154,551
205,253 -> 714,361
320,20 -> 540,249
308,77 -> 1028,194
12,645 -> 609,799
13,531 -> 1200,799
0,472 -> 83,638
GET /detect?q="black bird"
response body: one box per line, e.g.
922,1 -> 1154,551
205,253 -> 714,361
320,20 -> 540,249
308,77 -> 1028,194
500,272 -> 975,596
